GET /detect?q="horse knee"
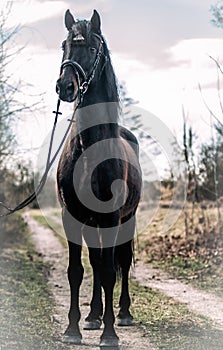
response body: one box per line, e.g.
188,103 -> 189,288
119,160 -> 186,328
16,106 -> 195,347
67,264 -> 84,285
100,267 -> 116,290
116,241 -> 133,268
88,248 -> 101,268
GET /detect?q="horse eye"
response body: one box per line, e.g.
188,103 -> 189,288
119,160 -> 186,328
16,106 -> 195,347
90,47 -> 97,53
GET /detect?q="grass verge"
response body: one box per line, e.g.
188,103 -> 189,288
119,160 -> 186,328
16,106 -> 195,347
29,209 -> 67,248
0,214 -> 69,350
137,204 -> 223,297
114,279 -> 223,350
156,255 -> 223,298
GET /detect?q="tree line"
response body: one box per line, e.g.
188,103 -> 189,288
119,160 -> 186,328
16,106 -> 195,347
0,9 -> 36,217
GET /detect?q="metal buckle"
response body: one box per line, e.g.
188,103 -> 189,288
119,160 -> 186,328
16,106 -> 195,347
80,81 -> 88,95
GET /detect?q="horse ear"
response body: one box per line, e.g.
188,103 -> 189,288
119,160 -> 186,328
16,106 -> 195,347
90,10 -> 101,33
65,9 -> 75,31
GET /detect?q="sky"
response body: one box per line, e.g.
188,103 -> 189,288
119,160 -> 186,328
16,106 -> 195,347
2,0 -> 223,168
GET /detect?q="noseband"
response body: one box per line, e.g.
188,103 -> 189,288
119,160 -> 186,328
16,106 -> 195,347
60,33 -> 106,103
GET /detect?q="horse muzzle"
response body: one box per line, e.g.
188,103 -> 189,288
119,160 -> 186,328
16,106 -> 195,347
56,77 -> 78,103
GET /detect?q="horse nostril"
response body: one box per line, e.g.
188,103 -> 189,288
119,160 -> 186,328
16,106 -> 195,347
55,80 -> 75,101
66,82 -> 74,93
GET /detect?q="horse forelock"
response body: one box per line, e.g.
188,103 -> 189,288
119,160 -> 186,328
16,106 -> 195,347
66,18 -> 120,105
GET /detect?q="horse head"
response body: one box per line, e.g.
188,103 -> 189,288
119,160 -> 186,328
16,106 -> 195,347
56,9 -> 105,103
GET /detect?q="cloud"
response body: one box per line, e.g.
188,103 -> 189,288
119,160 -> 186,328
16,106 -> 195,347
8,0 -> 223,70
9,0 -> 113,50
36,0 -> 113,15
168,38 -> 223,85
99,0 -> 223,69
5,0 -> 64,27
199,81 -> 219,90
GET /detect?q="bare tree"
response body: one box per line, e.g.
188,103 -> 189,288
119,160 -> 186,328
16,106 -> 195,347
0,9 -> 18,164
210,0 -> 223,29
0,6 -> 40,215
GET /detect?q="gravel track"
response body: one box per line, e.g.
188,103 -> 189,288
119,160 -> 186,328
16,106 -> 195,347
24,213 -> 156,350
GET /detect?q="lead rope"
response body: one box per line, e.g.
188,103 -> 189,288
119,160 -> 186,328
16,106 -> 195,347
0,33 -> 105,217
0,98 -> 80,217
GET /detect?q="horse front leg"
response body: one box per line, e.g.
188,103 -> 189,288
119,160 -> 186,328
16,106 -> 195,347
84,247 -> 103,330
100,247 -> 119,347
63,240 -> 84,344
116,216 -> 135,326
62,210 -> 84,344
116,240 -> 134,326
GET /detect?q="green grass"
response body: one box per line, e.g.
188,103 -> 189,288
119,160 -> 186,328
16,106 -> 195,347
0,214 -> 69,350
114,279 -> 223,350
137,238 -> 223,298
152,255 -> 223,297
29,209 -> 67,248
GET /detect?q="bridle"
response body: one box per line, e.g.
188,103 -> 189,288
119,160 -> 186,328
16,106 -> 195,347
0,33 -> 107,216
60,33 -> 106,104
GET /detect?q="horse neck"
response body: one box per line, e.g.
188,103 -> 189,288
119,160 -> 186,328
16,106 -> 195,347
81,61 -> 119,108
76,75 -> 120,147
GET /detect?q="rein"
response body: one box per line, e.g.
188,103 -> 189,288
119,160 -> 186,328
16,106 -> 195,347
0,99 -> 75,216
0,32 -> 105,217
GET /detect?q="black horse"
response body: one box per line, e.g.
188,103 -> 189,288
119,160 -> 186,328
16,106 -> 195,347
56,9 -> 142,347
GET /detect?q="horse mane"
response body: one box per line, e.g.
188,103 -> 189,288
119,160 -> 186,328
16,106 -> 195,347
101,36 -> 120,104
74,19 -> 120,104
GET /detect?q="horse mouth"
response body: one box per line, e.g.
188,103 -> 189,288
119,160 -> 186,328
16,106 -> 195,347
56,81 -> 78,103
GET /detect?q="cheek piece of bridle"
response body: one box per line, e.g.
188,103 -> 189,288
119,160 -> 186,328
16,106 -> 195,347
0,33 -> 107,217
60,33 -> 106,104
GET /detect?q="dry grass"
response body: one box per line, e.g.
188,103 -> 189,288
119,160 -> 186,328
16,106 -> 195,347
136,196 -> 223,294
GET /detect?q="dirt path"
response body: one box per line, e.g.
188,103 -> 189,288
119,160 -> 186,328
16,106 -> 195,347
24,212 -> 223,350
133,261 -> 223,330
24,213 -> 156,350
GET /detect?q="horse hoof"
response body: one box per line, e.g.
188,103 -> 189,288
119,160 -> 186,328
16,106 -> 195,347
117,316 -> 133,327
100,336 -> 119,348
62,335 -> 82,344
84,319 -> 102,330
